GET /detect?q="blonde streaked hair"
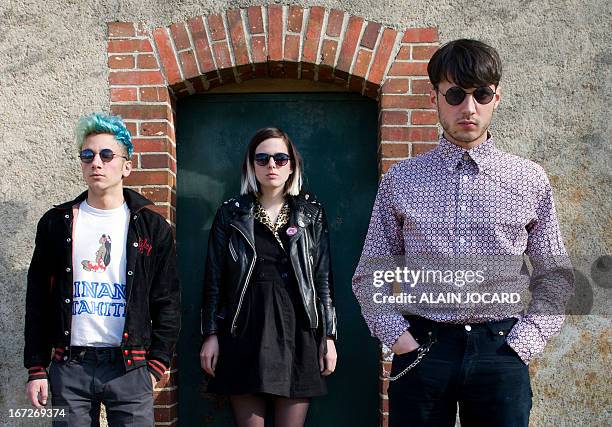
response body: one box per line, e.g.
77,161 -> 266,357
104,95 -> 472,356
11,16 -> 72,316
240,127 -> 303,196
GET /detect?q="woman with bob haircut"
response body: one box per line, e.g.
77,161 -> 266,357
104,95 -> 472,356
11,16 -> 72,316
200,127 -> 338,426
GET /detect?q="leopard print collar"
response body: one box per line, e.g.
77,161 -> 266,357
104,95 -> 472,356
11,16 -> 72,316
254,198 -> 290,250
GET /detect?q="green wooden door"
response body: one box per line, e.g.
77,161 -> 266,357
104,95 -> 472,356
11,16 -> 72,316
176,92 -> 380,426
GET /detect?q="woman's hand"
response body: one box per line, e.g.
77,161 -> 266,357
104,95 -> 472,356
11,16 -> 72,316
200,334 -> 219,377
319,337 -> 337,376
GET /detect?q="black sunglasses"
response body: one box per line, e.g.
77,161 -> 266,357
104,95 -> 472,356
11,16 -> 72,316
254,153 -> 291,167
439,86 -> 497,106
79,148 -> 129,164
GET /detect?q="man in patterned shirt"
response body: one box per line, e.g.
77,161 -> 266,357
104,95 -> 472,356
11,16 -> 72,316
352,39 -> 573,426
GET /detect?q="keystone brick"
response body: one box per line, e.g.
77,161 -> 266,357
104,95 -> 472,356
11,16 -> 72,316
287,6 -> 303,33
267,5 -> 283,61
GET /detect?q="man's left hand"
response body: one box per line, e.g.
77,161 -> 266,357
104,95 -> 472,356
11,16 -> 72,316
150,373 -> 158,389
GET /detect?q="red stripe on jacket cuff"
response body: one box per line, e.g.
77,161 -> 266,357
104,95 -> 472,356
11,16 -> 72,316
147,360 -> 166,377
148,358 -> 167,370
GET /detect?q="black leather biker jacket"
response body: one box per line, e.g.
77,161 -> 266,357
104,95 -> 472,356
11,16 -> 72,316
201,192 -> 337,340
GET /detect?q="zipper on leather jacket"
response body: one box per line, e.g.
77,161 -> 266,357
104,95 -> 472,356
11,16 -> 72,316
229,223 -> 256,335
228,239 -> 238,262
304,232 -> 319,330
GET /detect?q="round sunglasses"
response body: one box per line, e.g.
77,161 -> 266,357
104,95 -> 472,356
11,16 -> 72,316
439,86 -> 497,106
254,152 -> 291,167
79,148 -> 129,164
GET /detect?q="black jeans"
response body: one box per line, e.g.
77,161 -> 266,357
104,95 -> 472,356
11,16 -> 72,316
388,317 -> 532,427
48,347 -> 154,426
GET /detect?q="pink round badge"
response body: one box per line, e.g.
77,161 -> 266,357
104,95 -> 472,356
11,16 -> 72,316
286,226 -> 298,236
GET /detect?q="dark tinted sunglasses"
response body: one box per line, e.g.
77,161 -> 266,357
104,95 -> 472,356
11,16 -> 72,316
439,86 -> 496,106
254,153 -> 291,167
79,148 -> 129,164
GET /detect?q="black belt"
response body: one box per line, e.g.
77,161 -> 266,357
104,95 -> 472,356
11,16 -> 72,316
68,346 -> 121,363
404,315 -> 517,339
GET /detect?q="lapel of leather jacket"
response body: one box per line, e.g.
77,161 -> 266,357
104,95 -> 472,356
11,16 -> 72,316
287,195 -> 312,247
228,194 -> 256,248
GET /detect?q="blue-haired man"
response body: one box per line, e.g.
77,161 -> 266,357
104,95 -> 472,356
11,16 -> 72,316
24,113 -> 180,426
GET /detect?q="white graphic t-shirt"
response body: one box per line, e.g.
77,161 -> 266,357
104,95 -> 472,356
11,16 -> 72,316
71,200 -> 129,346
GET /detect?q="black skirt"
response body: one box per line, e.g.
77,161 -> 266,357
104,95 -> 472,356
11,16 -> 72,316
207,221 -> 326,398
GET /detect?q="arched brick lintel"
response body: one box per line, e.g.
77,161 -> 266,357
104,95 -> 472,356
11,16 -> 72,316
106,6 -> 439,426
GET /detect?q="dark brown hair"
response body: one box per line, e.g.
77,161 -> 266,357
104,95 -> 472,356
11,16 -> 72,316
240,127 -> 303,196
428,39 -> 502,89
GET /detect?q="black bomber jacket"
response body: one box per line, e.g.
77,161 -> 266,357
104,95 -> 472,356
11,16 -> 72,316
24,189 -> 180,382
201,192 -> 337,340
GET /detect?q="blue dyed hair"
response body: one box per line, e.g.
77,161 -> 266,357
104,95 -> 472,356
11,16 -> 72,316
75,113 -> 133,157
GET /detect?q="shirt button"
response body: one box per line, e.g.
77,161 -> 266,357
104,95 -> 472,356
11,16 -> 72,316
65,298 -> 70,303
66,237 -> 71,242
65,267 -> 71,272
133,215 -> 138,220
462,176 -> 469,183
63,356 -> 68,361
460,204 -> 467,211
64,214 -> 69,219
127,271 -> 133,276
498,331 -> 504,336
64,330 -> 70,335
464,325 -> 472,331
133,242 -> 139,247
463,153 -> 469,160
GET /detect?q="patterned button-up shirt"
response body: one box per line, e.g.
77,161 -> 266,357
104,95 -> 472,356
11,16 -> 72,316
352,135 -> 573,363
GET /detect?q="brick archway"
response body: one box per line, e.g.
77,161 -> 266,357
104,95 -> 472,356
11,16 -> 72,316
107,5 -> 439,425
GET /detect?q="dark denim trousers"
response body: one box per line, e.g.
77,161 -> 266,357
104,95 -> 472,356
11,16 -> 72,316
388,317 -> 532,427
49,347 -> 154,427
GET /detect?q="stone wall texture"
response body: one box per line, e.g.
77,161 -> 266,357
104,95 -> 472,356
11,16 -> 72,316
1,1 -> 609,426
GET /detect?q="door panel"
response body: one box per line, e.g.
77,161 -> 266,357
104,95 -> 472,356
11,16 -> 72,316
176,92 -> 380,426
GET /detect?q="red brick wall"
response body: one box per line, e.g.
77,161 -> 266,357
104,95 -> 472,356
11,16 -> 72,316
107,6 -> 439,426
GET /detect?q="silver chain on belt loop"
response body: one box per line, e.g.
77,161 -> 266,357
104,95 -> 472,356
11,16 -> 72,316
386,337 -> 436,382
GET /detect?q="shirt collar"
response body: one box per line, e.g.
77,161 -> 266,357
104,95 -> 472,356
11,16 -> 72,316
436,133 -> 497,174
